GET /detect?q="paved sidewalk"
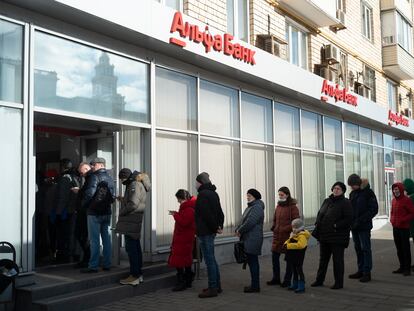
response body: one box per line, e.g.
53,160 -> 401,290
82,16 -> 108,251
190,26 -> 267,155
87,224 -> 413,311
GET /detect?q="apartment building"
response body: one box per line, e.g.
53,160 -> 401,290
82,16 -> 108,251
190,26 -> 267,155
1,0 -> 414,272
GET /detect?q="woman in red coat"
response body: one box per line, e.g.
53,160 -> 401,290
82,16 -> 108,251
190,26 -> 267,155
390,182 -> 414,276
168,189 -> 196,291
267,186 -> 300,287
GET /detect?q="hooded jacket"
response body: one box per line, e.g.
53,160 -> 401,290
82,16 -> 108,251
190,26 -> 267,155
403,179 -> 414,237
115,172 -> 151,240
348,179 -> 378,231
283,230 -> 311,265
390,182 -> 414,229
271,199 -> 300,253
195,183 -> 224,236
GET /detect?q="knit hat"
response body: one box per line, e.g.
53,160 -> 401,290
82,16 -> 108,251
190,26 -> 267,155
331,181 -> 347,193
292,218 -> 304,231
118,168 -> 132,180
196,172 -> 211,185
247,188 -> 262,200
347,174 -> 362,187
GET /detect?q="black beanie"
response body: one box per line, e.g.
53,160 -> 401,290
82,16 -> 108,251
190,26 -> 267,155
347,174 -> 362,187
118,168 -> 132,180
331,181 -> 347,193
196,172 -> 211,185
247,188 -> 262,200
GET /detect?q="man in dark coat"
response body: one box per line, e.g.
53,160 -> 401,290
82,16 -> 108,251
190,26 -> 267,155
195,172 -> 224,298
347,174 -> 378,283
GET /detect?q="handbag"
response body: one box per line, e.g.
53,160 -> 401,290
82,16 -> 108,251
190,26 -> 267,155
234,240 -> 247,269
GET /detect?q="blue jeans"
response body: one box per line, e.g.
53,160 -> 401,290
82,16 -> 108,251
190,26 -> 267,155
125,235 -> 143,277
272,251 -> 292,284
246,253 -> 260,289
198,235 -> 221,289
352,230 -> 372,273
88,215 -> 111,270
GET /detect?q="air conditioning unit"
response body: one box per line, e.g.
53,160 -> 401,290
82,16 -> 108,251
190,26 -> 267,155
320,66 -> 337,82
336,9 -> 346,26
256,34 -> 287,58
323,45 -> 340,64
382,36 -> 395,45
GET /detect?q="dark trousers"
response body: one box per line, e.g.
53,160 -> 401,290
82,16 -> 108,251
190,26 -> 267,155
393,228 -> 411,271
75,211 -> 90,263
55,215 -> 72,260
125,235 -> 143,277
246,253 -> 260,289
271,251 -> 292,283
316,242 -> 345,287
352,230 -> 372,273
291,262 -> 305,282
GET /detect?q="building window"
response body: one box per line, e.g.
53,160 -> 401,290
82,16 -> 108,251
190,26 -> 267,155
387,80 -> 397,111
286,22 -> 308,70
227,0 -> 249,42
356,65 -> 376,102
397,12 -> 413,54
274,103 -> 300,147
301,110 -> 323,151
361,2 -> 373,41
337,0 -> 346,11
154,0 -> 182,11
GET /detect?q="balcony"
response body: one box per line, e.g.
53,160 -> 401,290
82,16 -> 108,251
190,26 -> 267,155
383,44 -> 414,81
277,0 -> 343,29
381,0 -> 413,21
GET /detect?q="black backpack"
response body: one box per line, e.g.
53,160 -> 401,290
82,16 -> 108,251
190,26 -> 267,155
90,177 -> 114,215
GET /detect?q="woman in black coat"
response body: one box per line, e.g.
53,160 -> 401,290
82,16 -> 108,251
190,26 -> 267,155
311,182 -> 353,290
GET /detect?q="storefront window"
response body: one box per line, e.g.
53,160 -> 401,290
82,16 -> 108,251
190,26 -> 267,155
384,134 -> 394,149
34,32 -> 149,123
242,144 -> 274,230
324,117 -> 342,153
156,67 -> 196,130
384,148 -> 394,168
403,153 -> 411,181
274,103 -> 300,147
0,19 -> 23,104
395,151 -> 403,181
402,140 -> 410,152
394,137 -> 402,151
302,110 -> 323,150
411,141 -> 414,153
325,154 -> 344,197
361,144 -> 374,182
200,137 -> 241,234
241,92 -> 273,143
373,147 -> 386,215
345,123 -> 359,140
302,152 -> 325,225
0,107 -> 22,265
346,142 -> 361,177
200,80 -> 239,137
359,127 -> 372,144
156,131 -> 197,246
372,131 -> 383,146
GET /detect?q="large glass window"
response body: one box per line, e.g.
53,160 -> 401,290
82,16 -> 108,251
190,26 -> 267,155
302,152 -> 325,225
156,67 -> 196,130
372,131 -> 383,146
384,148 -> 394,168
397,12 -> 413,53
373,147 -> 386,215
346,142 -> 361,177
325,155 -> 344,197
403,153 -> 411,181
200,80 -> 239,137
384,134 -> 394,149
395,151 -> 403,181
34,32 -> 149,122
274,103 -> 300,147
156,131 -> 197,246
361,2 -> 373,41
241,92 -> 273,143
301,111 -> 323,150
0,20 -> 23,104
227,0 -> 249,42
286,22 -> 308,69
359,127 -> 372,144
0,107 -> 22,265
324,117 -> 342,153
242,144 -> 274,229
361,144 -> 374,182
346,123 -> 359,140
200,137 -> 241,234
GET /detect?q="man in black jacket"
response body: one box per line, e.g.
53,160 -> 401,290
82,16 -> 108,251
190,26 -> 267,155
347,174 -> 378,283
195,172 -> 224,298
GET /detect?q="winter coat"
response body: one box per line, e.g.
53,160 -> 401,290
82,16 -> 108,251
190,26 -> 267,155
349,179 -> 378,231
55,169 -> 81,216
236,199 -> 265,255
168,197 -> 196,268
271,200 -> 300,253
283,230 -> 311,266
390,182 -> 414,229
403,179 -> 414,237
83,168 -> 115,216
195,183 -> 225,236
314,194 -> 353,247
116,172 -> 151,240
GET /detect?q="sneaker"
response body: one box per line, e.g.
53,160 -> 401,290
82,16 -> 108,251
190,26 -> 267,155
266,279 -> 281,286
243,286 -> 260,293
120,275 -> 141,286
348,271 -> 363,279
198,288 -> 218,298
359,273 -> 371,283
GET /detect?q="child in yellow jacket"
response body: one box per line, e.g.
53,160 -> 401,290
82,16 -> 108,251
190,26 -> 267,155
283,218 -> 311,293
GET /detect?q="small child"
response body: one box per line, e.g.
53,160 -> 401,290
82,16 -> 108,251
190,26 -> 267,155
283,218 -> 310,293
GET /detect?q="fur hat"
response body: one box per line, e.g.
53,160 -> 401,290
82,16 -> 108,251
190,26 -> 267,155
247,188 -> 262,200
347,174 -> 362,187
196,172 -> 211,185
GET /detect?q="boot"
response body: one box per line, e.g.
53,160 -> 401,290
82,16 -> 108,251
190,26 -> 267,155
184,270 -> 195,288
288,280 -> 298,291
359,272 -> 371,283
172,273 -> 186,292
348,271 -> 363,279
266,278 -> 281,285
295,280 -> 305,293
198,288 -> 218,298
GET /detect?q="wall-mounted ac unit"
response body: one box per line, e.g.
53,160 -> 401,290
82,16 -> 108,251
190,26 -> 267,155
256,34 -> 287,58
320,66 -> 337,82
323,45 -> 340,64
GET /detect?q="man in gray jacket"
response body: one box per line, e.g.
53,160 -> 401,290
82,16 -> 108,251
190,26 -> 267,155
116,168 -> 151,286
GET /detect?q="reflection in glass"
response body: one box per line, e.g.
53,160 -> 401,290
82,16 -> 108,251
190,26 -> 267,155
384,148 -> 394,168
372,131 -> 383,146
0,20 -> 23,103
345,123 -> 359,140
384,134 -> 393,149
275,103 -> 300,147
34,32 -> 149,122
359,127 -> 372,144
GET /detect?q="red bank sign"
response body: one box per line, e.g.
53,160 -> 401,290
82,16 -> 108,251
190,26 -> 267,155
169,12 -> 256,65
320,79 -> 358,107
388,110 -> 409,127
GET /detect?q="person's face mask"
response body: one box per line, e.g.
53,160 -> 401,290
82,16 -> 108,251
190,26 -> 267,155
195,181 -> 201,190
278,197 -> 287,202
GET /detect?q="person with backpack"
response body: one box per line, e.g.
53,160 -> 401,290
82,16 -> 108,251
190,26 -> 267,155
116,168 -> 151,286
81,157 -> 115,273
